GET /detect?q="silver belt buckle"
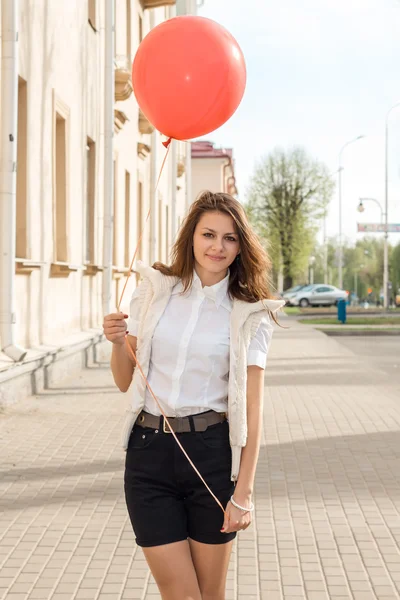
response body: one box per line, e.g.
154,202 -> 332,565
163,417 -> 173,434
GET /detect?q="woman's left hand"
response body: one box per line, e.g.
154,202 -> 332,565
221,500 -> 252,534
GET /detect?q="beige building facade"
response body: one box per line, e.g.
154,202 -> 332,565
0,0 -> 196,403
191,140 -> 238,200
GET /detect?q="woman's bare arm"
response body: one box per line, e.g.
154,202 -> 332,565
233,365 -> 264,504
103,312 -> 137,392
110,335 -> 137,392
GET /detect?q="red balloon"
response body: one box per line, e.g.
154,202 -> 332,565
132,16 -> 246,141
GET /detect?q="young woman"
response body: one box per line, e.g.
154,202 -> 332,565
103,191 -> 283,600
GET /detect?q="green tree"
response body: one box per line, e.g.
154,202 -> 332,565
353,238 -> 384,302
309,243 -> 328,284
322,236 -> 391,303
390,241 -> 400,304
246,201 -> 280,285
247,147 -> 335,290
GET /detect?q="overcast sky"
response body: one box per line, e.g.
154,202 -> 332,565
198,0 -> 400,246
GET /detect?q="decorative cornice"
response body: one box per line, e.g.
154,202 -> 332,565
138,109 -> 155,135
15,259 -> 44,275
177,159 -> 185,178
140,0 -> 176,9
83,264 -> 103,276
114,109 -> 129,134
137,142 -> 151,160
112,266 -> 133,280
115,68 -> 133,101
49,262 -> 80,278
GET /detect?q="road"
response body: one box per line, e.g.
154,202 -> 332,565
335,336 -> 400,380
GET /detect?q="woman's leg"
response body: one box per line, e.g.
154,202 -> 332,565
189,538 -> 234,600
178,420 -> 236,599
142,540 -> 202,600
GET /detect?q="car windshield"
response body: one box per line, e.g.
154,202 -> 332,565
284,285 -> 304,294
299,285 -> 315,292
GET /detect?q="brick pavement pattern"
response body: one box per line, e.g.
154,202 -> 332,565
1,318 -> 400,600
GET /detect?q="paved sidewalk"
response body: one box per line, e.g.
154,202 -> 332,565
1,319 -> 400,600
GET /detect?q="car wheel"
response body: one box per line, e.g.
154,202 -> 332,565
299,298 -> 309,308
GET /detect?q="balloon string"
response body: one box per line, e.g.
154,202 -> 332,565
117,141 -> 171,312
124,336 -> 226,515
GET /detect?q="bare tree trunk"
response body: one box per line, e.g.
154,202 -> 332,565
284,274 -> 293,290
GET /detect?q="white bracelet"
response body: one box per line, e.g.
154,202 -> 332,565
230,495 -> 255,513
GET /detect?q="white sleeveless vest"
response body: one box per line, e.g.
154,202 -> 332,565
121,261 -> 284,481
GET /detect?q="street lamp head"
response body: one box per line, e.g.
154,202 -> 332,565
357,200 -> 365,213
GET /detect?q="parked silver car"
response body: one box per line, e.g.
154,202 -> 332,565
282,284 -> 308,304
287,284 -> 348,308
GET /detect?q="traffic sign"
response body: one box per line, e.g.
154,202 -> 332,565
357,223 -> 400,233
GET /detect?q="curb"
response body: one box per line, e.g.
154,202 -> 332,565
319,329 -> 400,337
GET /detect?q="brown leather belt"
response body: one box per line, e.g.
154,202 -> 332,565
136,410 -> 226,434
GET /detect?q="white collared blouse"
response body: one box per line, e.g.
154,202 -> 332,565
127,270 -> 273,418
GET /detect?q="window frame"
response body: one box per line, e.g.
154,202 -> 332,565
88,0 -> 97,32
16,76 -> 28,260
52,91 -> 70,266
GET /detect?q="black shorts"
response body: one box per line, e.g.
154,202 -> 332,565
124,414 -> 236,547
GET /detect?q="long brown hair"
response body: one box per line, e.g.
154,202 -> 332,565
153,191 -> 278,309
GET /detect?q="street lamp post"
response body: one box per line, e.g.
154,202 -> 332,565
323,167 -> 343,284
354,263 -> 364,304
323,212 -> 328,284
357,197 -> 384,223
384,102 -> 400,308
357,198 -> 386,305
338,135 -> 365,289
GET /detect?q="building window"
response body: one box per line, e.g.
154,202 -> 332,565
126,0 -> 132,61
55,114 -> 67,262
137,180 -> 143,261
16,77 -> 28,259
113,159 -> 118,265
52,93 -> 70,263
85,138 -> 96,264
125,170 -> 131,267
138,14 -> 143,43
158,195 -> 163,261
165,205 -> 169,262
88,0 -> 97,31
114,0 -> 117,56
